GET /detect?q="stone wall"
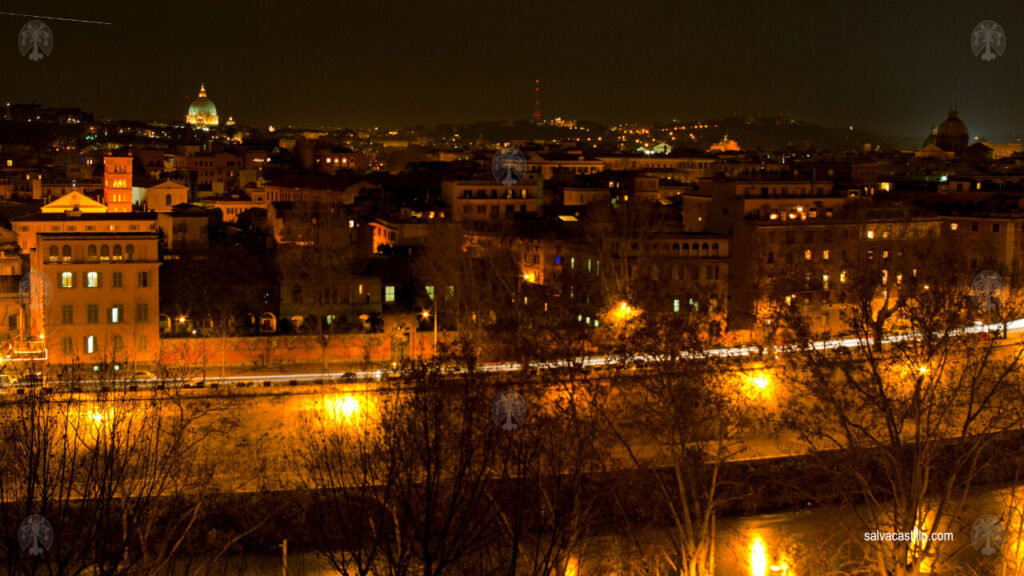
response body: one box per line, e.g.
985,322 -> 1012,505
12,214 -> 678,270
158,330 -> 441,370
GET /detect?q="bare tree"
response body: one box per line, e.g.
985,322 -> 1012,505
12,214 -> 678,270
296,348 -> 604,576
776,236 -> 1024,576
0,364 -> 257,576
596,288 -> 760,576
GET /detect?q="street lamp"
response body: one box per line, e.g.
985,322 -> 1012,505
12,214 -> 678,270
612,301 -> 639,323
424,295 -> 437,347
192,329 -> 206,382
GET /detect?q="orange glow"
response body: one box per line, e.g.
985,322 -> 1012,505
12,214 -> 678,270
750,537 -> 768,576
611,301 -> 640,323
314,393 -> 378,429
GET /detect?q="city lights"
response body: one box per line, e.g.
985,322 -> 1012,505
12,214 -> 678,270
611,301 -> 640,323
1,8 -> 1021,573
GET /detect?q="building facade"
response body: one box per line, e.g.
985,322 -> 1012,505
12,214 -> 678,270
36,232 -> 160,365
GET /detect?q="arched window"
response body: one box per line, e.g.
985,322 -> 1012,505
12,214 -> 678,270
702,243 -> 710,257
100,245 -> 110,260
48,245 -> 58,261
712,243 -> 719,256
125,245 -> 135,261
87,245 -> 97,261
62,245 -> 71,260
165,193 -> 172,206
112,245 -> 122,260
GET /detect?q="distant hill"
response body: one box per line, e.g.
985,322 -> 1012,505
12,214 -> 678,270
690,116 -> 914,152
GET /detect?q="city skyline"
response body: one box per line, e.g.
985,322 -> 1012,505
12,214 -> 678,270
2,0 -> 1024,139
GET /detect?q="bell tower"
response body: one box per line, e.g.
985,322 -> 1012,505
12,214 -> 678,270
103,154 -> 133,213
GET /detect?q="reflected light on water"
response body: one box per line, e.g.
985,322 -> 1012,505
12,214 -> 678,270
564,555 -> 579,576
750,536 -> 768,576
749,533 -> 793,576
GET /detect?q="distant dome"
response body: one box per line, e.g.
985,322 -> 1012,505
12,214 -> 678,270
936,109 -> 968,153
186,84 -> 220,128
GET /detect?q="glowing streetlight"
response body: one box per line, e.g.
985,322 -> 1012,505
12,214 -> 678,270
612,301 -> 640,323
318,393 -> 376,428
742,369 -> 774,403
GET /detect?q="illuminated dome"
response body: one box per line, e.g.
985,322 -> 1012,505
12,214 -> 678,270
186,84 -> 219,128
936,108 -> 967,153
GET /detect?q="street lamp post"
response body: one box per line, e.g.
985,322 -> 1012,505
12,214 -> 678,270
193,329 -> 206,382
422,295 -> 438,358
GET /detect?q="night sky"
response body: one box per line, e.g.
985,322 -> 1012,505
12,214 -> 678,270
2,0 -> 1023,140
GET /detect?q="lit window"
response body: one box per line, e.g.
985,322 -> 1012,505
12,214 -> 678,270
840,271 -> 847,283
804,250 -> 812,261
822,274 -> 830,290
385,286 -> 395,303
110,305 -> 122,324
85,335 -> 96,355
673,299 -> 680,313
950,222 -> 958,231
881,270 -> 889,285
866,230 -> 875,239
61,272 -> 73,288
87,272 -> 99,288
425,285 -> 435,300
823,249 -> 830,260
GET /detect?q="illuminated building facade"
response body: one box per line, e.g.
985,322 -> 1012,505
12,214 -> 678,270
441,180 -> 541,222
186,84 -> 220,128
103,155 -> 133,212
36,232 -> 160,365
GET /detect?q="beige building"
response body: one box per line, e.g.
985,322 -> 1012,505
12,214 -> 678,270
12,210 -> 158,254
142,181 -> 190,211
442,180 -> 541,222
36,233 -> 160,365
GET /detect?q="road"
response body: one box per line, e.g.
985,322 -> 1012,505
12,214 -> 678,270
29,315 -> 1019,391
